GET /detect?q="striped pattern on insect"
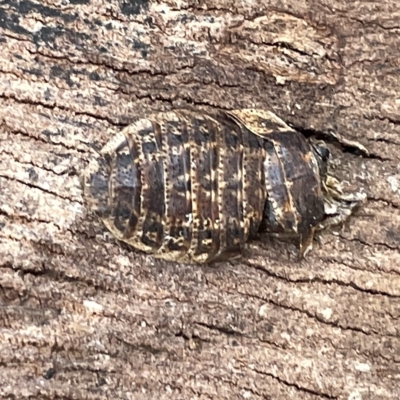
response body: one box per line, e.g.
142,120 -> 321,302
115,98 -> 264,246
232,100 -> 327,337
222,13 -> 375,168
82,108 -> 366,263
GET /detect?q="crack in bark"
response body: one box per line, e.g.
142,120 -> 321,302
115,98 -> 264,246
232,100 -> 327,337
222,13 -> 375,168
251,366 -> 337,399
110,334 -> 176,360
341,234 -> 400,252
0,174 -> 81,203
368,136 -> 400,147
11,130 -> 96,162
0,209 -> 82,244
329,256 -> 400,278
194,321 -> 245,337
340,13 -> 400,31
368,196 -> 399,209
1,125 -> 89,154
242,37 -> 315,59
29,46 -> 197,77
0,93 -> 126,127
169,4 -> 238,14
0,67 -> 30,81
0,149 -> 77,177
237,290 -> 393,338
365,114 -> 400,126
8,259 -> 104,291
247,261 -> 400,298
0,30 -> 31,43
132,91 -> 227,109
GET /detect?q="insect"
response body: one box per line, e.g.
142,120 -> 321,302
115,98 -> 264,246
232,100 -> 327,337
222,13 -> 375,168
82,108 -> 367,263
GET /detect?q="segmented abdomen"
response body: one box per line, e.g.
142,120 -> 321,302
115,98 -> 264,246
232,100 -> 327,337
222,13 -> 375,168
102,109 -> 267,263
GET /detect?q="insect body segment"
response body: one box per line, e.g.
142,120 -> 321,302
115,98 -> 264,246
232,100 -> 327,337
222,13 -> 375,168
82,108 -> 366,263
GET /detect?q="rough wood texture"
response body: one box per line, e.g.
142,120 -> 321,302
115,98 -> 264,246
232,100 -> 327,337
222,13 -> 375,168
1,1 -> 399,399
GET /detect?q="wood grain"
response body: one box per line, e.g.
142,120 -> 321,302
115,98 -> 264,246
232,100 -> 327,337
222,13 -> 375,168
0,1 -> 399,399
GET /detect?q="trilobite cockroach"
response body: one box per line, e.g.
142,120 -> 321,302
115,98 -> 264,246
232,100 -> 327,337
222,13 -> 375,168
82,108 -> 366,263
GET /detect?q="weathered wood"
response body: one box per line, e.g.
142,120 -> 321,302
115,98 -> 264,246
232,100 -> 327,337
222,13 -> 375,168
0,1 -> 399,399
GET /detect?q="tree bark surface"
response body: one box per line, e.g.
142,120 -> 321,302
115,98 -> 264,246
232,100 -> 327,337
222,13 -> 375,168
1,1 -> 399,399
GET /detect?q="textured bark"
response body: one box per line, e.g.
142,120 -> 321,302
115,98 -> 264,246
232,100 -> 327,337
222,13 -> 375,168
1,1 -> 399,399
